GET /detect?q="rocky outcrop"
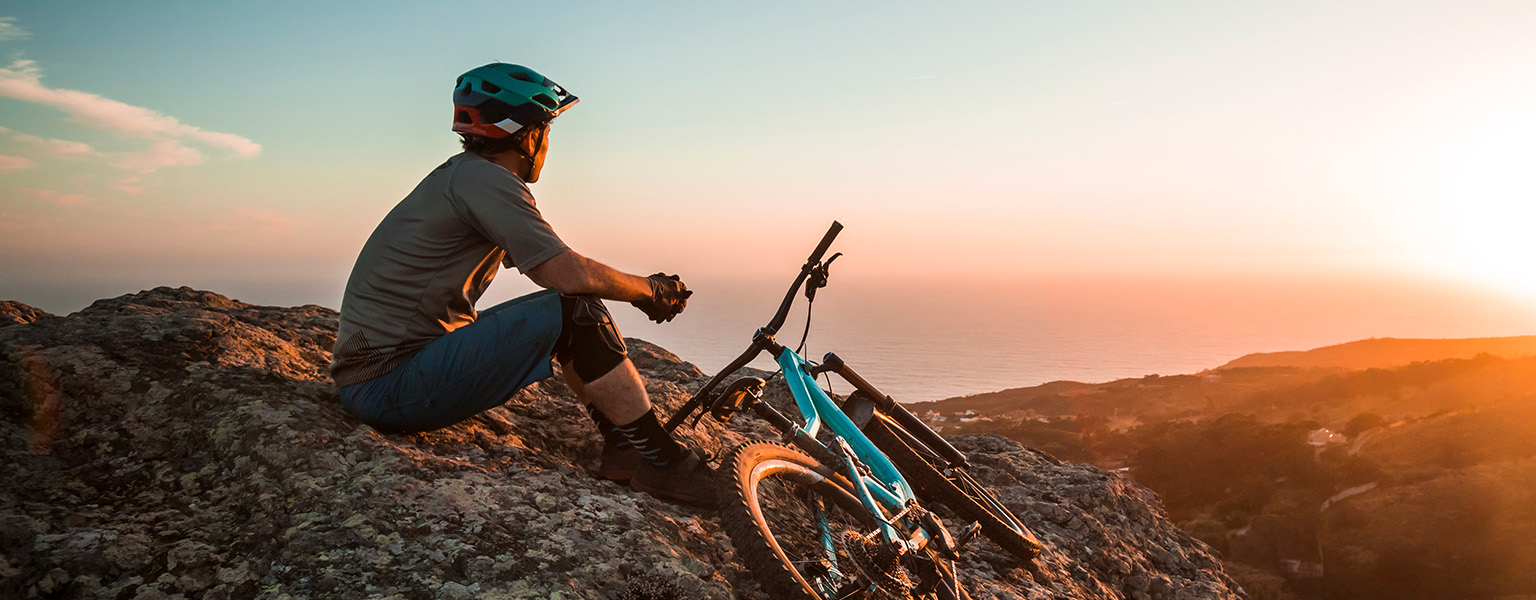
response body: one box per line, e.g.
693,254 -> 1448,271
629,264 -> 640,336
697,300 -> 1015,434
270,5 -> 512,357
1,301 -> 52,328
1,287 -> 1246,599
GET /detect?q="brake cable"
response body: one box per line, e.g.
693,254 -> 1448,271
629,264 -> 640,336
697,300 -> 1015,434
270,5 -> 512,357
795,290 -> 814,356
797,253 -> 842,395
795,296 -> 839,396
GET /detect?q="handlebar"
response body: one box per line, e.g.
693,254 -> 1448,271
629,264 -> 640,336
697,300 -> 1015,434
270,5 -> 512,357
807,221 -> 844,265
663,220 -> 842,432
763,221 -> 842,336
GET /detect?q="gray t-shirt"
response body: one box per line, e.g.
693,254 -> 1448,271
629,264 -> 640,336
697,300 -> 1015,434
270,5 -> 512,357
330,152 -> 567,386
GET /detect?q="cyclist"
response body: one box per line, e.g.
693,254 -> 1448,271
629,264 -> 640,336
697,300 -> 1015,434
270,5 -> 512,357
330,63 -> 715,507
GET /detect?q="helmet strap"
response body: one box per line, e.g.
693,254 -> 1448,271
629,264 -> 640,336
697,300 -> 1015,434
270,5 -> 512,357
512,122 -> 548,181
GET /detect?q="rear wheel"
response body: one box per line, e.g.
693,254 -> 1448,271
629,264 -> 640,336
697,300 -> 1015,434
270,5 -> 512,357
863,410 -> 1044,563
719,442 -> 968,599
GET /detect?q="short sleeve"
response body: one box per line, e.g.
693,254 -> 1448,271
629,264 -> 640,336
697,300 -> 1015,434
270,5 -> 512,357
448,158 -> 569,274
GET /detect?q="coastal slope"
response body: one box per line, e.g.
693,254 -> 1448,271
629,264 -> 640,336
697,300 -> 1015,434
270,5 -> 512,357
0,287 -> 1243,599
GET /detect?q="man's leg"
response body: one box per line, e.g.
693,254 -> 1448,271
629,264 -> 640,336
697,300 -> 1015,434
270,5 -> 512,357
339,290 -> 563,433
554,295 -> 715,506
562,360 -> 638,482
576,358 -> 649,425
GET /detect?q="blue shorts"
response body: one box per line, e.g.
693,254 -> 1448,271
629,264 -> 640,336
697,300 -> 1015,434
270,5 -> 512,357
338,289 -> 563,432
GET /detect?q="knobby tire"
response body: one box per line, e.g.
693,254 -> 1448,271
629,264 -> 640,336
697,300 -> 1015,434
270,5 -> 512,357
719,442 -> 969,600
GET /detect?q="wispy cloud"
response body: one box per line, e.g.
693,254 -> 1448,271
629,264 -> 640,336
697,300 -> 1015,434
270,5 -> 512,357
0,17 -> 28,43
0,60 -> 260,157
21,187 -> 96,207
0,154 -> 35,172
7,131 -> 98,157
114,139 -> 206,173
0,59 -> 260,192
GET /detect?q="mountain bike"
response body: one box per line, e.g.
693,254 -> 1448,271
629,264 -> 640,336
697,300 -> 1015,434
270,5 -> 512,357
666,222 -> 1043,599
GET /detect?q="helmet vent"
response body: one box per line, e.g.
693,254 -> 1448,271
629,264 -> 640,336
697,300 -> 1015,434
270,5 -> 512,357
481,81 -> 502,94
533,95 -> 556,109
455,110 -> 472,124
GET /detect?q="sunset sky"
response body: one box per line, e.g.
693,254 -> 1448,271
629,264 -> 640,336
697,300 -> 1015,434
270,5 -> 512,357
3,2 -> 1535,389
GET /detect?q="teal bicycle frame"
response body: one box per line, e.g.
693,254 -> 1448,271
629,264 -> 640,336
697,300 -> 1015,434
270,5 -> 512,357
774,346 -> 917,545
666,220 -> 959,582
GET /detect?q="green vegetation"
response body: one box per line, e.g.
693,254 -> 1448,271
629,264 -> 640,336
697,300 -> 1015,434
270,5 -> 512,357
1321,459 -> 1536,599
1130,415 -> 1323,517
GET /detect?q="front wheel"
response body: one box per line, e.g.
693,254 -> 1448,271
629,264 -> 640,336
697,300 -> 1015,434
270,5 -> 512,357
718,442 -> 968,600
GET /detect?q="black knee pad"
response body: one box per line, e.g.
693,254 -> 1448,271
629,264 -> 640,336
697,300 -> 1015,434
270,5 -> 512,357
553,294 -> 628,384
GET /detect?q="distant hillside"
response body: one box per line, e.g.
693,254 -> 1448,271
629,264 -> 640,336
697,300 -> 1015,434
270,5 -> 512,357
914,354 -> 1536,430
1320,412 -> 1536,599
1217,335 -> 1536,371
908,379 -> 1103,418
923,335 -> 1536,600
916,336 -> 1536,423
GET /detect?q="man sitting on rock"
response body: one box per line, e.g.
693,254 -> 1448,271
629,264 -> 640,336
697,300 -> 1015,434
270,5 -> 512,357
329,63 -> 714,507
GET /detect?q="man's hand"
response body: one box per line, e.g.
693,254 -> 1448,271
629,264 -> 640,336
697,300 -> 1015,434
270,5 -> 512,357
632,273 -> 692,323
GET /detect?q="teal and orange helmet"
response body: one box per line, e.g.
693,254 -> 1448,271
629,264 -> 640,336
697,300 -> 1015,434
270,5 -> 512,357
452,63 -> 578,139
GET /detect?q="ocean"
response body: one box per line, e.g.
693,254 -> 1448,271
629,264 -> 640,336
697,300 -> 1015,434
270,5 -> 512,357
604,272 -> 1536,403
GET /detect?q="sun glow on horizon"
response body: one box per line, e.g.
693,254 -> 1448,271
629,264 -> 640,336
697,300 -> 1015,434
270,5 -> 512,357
1396,101 -> 1536,303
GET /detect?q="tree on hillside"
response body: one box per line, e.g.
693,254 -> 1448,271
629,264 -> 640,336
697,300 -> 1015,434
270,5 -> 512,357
1343,412 -> 1385,437
1129,414 -> 1321,518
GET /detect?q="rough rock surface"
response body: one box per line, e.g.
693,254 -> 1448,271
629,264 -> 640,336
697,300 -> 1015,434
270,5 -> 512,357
1,301 -> 53,328
1,287 -> 1246,599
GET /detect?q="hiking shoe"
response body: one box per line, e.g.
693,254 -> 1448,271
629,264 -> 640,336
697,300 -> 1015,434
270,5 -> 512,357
595,443 -> 641,484
630,448 -> 718,509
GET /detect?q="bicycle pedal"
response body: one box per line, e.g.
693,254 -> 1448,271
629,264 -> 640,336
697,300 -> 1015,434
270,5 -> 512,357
955,522 -> 982,551
709,376 -> 766,423
916,509 -> 960,559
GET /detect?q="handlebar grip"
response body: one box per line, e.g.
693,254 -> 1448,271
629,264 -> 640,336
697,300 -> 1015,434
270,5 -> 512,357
806,221 -> 843,264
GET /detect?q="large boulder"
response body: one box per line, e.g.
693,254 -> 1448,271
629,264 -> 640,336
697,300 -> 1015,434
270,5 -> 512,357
1,287 -> 1245,599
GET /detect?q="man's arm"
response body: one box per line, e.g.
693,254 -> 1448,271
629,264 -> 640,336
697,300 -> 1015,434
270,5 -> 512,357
525,249 -> 651,302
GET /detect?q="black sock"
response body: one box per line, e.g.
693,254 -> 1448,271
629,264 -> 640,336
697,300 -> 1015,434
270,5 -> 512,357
614,409 -> 687,467
584,404 -> 630,450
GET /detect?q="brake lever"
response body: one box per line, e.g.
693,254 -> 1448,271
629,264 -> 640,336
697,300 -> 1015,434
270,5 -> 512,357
804,252 -> 842,301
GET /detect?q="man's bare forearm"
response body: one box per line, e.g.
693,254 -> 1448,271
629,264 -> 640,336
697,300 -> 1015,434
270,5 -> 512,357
527,249 -> 652,302
575,254 -> 652,302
